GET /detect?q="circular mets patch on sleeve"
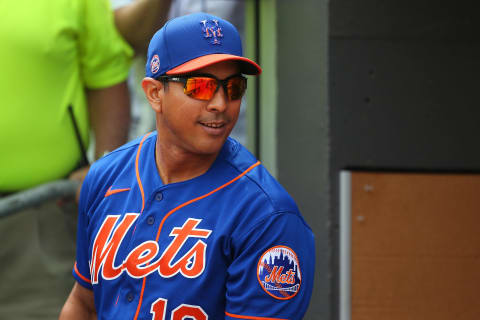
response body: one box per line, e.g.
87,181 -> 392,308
150,54 -> 160,74
257,245 -> 301,300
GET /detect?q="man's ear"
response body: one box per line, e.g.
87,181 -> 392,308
142,77 -> 164,113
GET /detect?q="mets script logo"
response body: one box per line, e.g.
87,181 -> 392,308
200,19 -> 223,44
257,245 -> 301,300
150,54 -> 160,74
89,214 -> 211,284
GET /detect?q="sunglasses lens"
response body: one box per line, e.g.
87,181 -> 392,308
184,77 -> 217,100
183,76 -> 247,101
227,77 -> 247,100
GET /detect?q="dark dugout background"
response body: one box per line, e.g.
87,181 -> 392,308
255,0 -> 480,319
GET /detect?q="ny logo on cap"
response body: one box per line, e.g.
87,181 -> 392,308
201,19 -> 223,44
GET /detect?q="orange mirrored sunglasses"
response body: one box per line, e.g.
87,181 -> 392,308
157,73 -> 247,101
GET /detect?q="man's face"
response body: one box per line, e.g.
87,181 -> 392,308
157,60 -> 242,156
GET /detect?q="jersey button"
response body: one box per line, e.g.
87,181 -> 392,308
127,293 -> 134,302
147,216 -> 155,225
155,192 -> 163,201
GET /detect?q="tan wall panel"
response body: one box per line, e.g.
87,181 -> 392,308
351,172 -> 480,320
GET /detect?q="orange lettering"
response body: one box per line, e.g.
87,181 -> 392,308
265,266 -> 277,283
90,217 -> 211,282
125,241 -> 159,278
90,214 -> 138,283
286,269 -> 295,284
274,267 -> 285,283
158,219 -> 211,278
172,304 -> 207,320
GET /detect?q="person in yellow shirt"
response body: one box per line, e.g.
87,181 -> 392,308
0,0 -> 132,318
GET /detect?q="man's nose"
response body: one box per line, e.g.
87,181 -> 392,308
206,85 -> 228,112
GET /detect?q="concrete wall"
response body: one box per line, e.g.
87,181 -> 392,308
254,0 -> 331,318
250,0 -> 480,318
276,1 -> 330,319
330,0 -> 480,318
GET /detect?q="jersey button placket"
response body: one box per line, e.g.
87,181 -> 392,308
127,292 -> 134,302
155,192 -> 163,201
147,216 -> 155,225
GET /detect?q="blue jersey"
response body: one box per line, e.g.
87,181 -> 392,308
73,132 -> 315,320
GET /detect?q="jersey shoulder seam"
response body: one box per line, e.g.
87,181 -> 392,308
235,210 -> 312,245
222,158 -> 277,210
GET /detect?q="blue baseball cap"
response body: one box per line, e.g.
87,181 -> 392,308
145,12 -> 262,77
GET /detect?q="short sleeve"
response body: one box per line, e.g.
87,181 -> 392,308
72,168 -> 95,289
79,0 -> 133,89
226,212 -> 315,320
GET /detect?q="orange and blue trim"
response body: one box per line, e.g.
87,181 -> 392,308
225,311 -> 288,320
132,156 -> 261,320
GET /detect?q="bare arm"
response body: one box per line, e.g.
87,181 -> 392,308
114,0 -> 172,55
68,81 -> 130,201
59,282 -> 96,320
87,81 -> 130,160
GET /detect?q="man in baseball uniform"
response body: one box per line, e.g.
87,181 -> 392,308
60,12 -> 315,320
